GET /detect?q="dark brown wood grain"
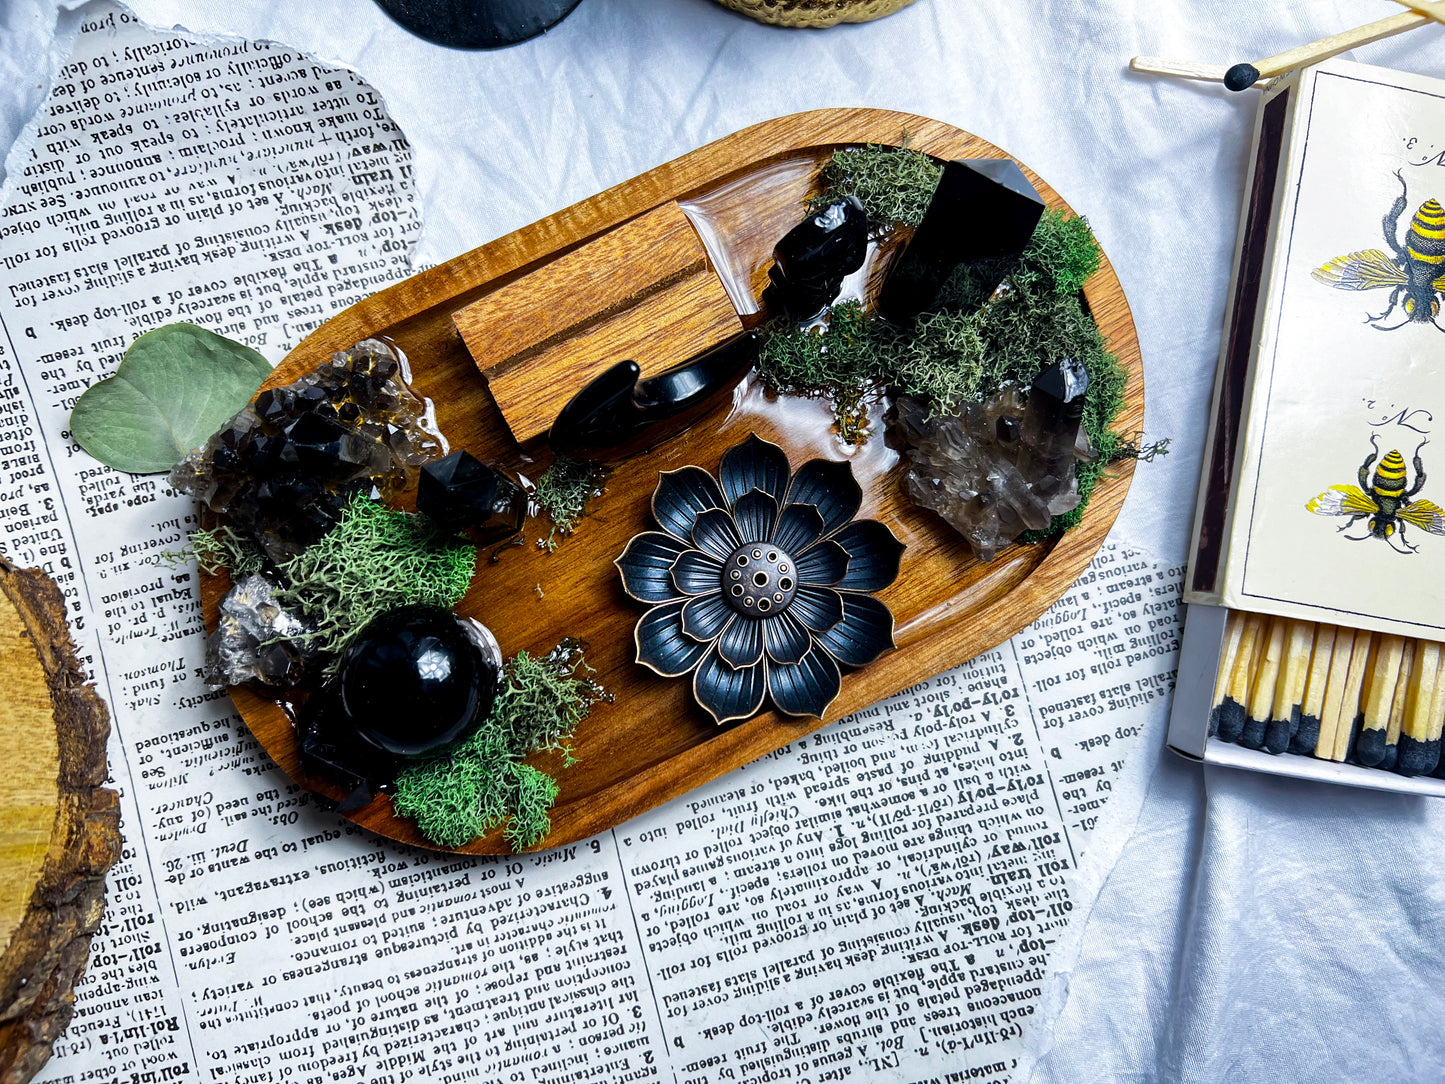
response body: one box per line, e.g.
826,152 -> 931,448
206,108 -> 1144,855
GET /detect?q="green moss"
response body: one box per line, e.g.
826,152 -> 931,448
274,492 -> 477,665
169,525 -> 266,577
534,454 -> 608,552
807,141 -> 943,230
754,301 -> 883,442
763,160 -> 1137,539
391,640 -> 608,851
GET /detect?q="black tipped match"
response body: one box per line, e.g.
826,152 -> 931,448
1263,715 -> 1293,755
1224,63 -> 1260,92
1216,698 -> 1247,743
1291,713 -> 1321,756
1239,713 -> 1267,750
1398,737 -> 1442,777
1353,726 -> 1388,768
1378,743 -> 1399,772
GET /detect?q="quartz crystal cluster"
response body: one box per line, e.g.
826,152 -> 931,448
169,339 -> 444,565
202,573 -> 317,690
898,357 -> 1096,561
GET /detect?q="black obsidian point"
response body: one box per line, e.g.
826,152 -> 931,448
418,449 -> 527,542
1029,357 -> 1090,434
879,157 -> 1044,325
763,196 -> 868,320
373,0 -> 584,50
338,605 -> 503,757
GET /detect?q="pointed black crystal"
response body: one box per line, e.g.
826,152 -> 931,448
762,196 -> 868,321
1029,356 -> 1090,433
879,158 -> 1045,324
417,449 -> 527,542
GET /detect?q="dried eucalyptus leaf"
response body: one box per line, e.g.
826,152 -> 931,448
69,323 -> 272,474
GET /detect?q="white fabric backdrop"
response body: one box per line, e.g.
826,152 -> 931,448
6,0 -> 1445,1078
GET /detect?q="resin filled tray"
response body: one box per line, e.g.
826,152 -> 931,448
202,109 -> 1144,853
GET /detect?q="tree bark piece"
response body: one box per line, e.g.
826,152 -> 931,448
0,557 -> 121,1084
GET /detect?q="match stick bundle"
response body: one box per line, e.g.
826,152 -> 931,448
1209,611 -> 1445,776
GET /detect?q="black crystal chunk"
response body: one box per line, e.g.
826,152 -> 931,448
418,450 -> 527,542
1029,356 -> 1090,434
372,0 -> 584,50
297,690 -> 399,812
762,196 -> 868,321
338,605 -> 503,757
878,158 -> 1045,325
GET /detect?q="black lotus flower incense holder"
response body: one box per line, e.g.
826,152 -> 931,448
616,434 -> 904,724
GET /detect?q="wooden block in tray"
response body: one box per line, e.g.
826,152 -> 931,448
453,200 -> 742,444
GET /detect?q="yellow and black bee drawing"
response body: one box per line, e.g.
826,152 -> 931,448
1313,171 -> 1445,330
1306,437 -> 1445,553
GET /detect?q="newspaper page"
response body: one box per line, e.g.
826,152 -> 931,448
0,8 -> 1180,1084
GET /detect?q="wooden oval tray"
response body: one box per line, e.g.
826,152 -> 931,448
204,108 -> 1144,854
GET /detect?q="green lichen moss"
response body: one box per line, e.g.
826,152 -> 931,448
534,454 -> 608,552
807,141 -> 943,230
182,525 -> 266,578
274,492 -> 477,665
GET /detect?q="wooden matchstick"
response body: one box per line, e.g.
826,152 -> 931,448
1209,610 -> 1247,737
1334,631 -> 1373,762
1398,640 -> 1441,776
1266,620 -> 1314,753
1378,638 -> 1415,771
1242,617 -> 1287,750
1314,628 -> 1356,760
1129,56 -> 1235,84
1355,634 -> 1406,767
1222,11 -> 1430,91
1216,611 -> 1266,743
1292,623 -> 1336,755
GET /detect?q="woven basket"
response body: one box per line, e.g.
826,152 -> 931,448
713,0 -> 916,28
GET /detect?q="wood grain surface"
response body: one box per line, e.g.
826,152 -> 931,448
0,558 -> 121,1084
456,200 -> 742,443
204,108 -> 1145,855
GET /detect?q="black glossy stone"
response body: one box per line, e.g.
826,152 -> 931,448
417,450 -> 527,542
297,690 -> 399,812
879,158 -> 1045,324
338,605 -> 503,757
763,196 -> 868,321
373,0 -> 584,50
1029,356 -> 1090,434
549,332 -> 760,461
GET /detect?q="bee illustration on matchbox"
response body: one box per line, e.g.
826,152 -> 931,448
1306,436 -> 1445,553
1312,171 -> 1445,330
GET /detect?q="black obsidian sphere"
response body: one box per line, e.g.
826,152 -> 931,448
338,605 -> 503,756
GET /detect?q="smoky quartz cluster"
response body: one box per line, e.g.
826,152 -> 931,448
202,573 -> 318,690
897,358 -> 1097,561
169,339 -> 444,565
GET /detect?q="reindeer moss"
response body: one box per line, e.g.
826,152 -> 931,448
274,492 -> 477,665
807,141 -> 943,230
534,454 -> 608,552
391,641 -> 609,851
179,525 -> 266,577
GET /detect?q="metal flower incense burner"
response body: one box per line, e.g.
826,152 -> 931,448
616,434 -> 904,724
